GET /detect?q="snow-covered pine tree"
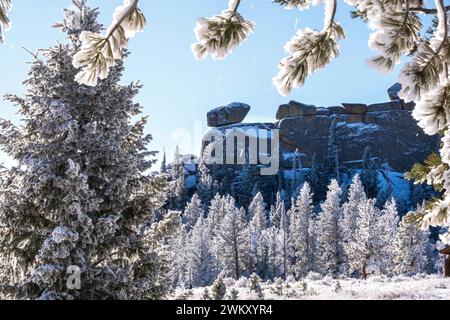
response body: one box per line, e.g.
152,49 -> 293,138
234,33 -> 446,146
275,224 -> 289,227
290,150 -> 305,198
248,192 -> 266,223
378,198 -> 400,275
288,183 -> 314,279
308,216 -> 319,273
210,276 -> 227,300
308,152 -> 320,200
183,194 -> 205,231
169,223 -> 189,288
206,194 -> 226,236
326,119 -> 341,184
276,206 -> 291,279
315,180 -> 342,276
393,216 -> 431,275
216,196 -> 251,279
249,193 -> 269,278
361,146 -> 378,198
186,216 -> 215,287
269,192 -> 286,229
160,148 -> 167,174
0,2 -> 173,300
340,175 -> 367,273
346,199 -> 382,279
263,226 -> 279,280
168,146 -> 186,210
196,159 -> 216,207
234,164 -> 256,209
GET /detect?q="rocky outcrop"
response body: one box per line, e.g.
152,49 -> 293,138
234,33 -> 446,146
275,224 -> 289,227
202,96 -> 440,173
207,102 -> 251,127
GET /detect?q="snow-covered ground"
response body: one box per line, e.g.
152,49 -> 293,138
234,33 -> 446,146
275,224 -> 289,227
172,274 -> 450,300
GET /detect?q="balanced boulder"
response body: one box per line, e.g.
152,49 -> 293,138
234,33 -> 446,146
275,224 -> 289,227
207,102 -> 251,127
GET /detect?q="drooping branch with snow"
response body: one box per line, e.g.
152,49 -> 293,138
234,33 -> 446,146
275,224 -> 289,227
72,0 -> 147,86
273,0 -> 345,96
191,0 -> 255,60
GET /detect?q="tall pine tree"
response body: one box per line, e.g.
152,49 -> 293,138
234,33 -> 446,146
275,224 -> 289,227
288,183 -> 314,279
0,2 -> 173,300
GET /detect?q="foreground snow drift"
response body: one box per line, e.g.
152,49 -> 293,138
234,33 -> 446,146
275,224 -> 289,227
173,274 -> 450,300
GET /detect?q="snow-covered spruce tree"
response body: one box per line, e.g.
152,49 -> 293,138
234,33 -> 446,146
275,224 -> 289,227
340,175 -> 367,273
167,146 -> 186,211
0,2 -> 174,300
361,147 -> 378,198
206,194 -> 226,236
248,192 -> 266,224
160,149 -> 167,174
183,194 -> 204,232
263,226 -> 280,280
196,160 -> 217,207
169,223 -> 189,288
315,180 -> 342,276
249,193 -> 269,277
393,215 -> 431,275
269,192 -> 286,229
378,198 -> 400,275
234,164 -> 258,209
288,183 -> 314,279
210,276 -> 227,300
186,216 -> 215,287
290,150 -> 305,198
346,199 -> 382,279
216,196 -> 251,279
307,153 -> 320,200
276,206 -> 291,279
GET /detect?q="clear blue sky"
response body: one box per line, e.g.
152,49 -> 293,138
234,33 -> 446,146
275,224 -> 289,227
0,0 -> 401,167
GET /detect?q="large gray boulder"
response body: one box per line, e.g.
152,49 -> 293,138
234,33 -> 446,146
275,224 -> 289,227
207,102 -> 251,127
276,101 -> 317,120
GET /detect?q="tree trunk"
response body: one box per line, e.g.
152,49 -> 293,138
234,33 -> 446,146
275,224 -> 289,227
445,255 -> 450,277
362,265 -> 367,280
234,239 -> 240,280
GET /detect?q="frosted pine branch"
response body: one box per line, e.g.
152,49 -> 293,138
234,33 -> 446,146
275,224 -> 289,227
273,0 -> 344,96
365,0 -> 422,73
72,0 -> 146,86
272,0 -> 312,10
0,0 -> 12,43
191,0 -> 255,60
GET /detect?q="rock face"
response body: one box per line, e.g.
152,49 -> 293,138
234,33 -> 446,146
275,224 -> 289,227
202,97 -> 440,173
207,102 -> 251,127
279,106 -> 438,172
